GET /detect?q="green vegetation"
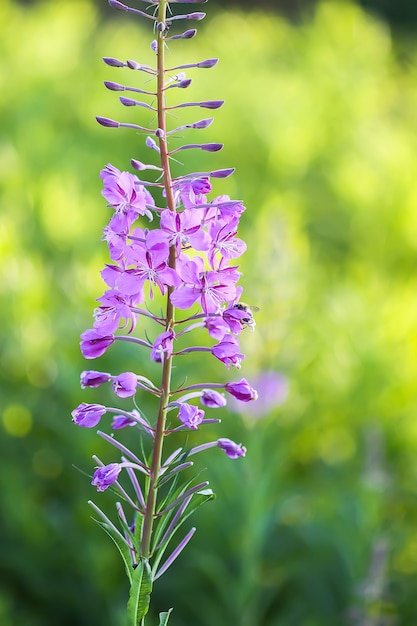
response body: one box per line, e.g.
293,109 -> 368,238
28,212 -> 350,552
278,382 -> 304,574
1,0 -> 417,623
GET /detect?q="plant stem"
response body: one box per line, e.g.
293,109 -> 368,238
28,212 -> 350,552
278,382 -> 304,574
140,0 -> 177,558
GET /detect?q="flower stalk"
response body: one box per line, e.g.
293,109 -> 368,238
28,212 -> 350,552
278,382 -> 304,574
140,0 -> 176,559
72,0 -> 258,623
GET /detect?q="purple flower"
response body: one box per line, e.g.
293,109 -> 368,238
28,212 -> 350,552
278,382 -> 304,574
80,370 -> 111,389
171,257 -> 237,315
94,290 -> 139,334
172,176 -> 211,208
160,208 -> 209,255
112,414 -> 137,429
92,463 -> 121,491
237,371 -> 288,418
223,304 -> 254,334
203,194 -> 246,223
100,164 -> 152,227
200,389 -> 227,408
225,379 -> 258,402
102,221 -> 129,261
80,328 -> 115,359
211,336 -> 245,369
112,372 -> 138,398
115,232 -> 181,298
150,329 -> 175,363
203,315 -> 229,341
71,403 -> 107,428
207,217 -> 246,268
217,438 -> 246,459
178,403 -> 205,430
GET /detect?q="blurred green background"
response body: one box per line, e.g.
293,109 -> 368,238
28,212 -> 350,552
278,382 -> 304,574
1,0 -> 417,624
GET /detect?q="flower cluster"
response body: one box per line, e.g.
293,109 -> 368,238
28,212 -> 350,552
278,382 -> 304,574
81,163 -> 251,367
71,0 -> 258,623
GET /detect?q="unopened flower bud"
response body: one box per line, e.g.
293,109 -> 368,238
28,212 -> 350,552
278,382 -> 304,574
168,29 -> 197,41
201,390 -> 227,408
225,379 -> 258,402
217,438 -> 246,459
92,463 -> 121,492
103,56 -> 125,67
96,116 -> 120,128
72,403 -> 107,428
81,370 -> 111,389
112,372 -> 138,398
104,80 -> 125,91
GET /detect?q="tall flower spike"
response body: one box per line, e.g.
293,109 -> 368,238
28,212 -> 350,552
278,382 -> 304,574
73,0 -> 257,624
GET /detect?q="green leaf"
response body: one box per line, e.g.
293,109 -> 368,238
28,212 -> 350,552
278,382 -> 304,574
158,608 -> 173,626
127,557 -> 153,626
151,489 -> 215,576
92,518 -> 134,585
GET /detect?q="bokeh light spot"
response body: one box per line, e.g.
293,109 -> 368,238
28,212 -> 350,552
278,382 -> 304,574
2,404 -> 32,437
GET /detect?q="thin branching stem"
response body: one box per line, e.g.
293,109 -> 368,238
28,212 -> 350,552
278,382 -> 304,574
140,0 -> 178,558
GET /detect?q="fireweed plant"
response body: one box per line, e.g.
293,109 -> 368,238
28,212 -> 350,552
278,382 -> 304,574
71,0 -> 258,623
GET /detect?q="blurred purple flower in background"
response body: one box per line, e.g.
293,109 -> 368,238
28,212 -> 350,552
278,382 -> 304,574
228,371 -> 289,418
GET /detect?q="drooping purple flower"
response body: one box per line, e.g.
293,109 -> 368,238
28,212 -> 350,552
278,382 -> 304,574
200,389 -> 227,408
94,289 -> 139,334
177,403 -> 205,430
92,463 -> 122,491
211,335 -> 245,369
217,438 -> 246,459
171,176 -> 211,208
112,414 -> 137,429
150,329 -> 175,363
112,372 -> 138,398
80,370 -> 112,389
100,164 -> 152,227
80,329 -> 115,359
72,403 -> 107,428
225,379 -> 258,402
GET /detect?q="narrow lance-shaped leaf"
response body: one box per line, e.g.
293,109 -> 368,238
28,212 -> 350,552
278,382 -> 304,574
158,609 -> 173,626
89,515 -> 134,585
127,557 -> 153,626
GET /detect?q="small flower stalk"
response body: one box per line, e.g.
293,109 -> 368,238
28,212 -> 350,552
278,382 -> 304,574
72,1 -> 257,623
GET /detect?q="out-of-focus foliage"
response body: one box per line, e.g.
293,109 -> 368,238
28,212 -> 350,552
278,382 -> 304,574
1,0 -> 417,624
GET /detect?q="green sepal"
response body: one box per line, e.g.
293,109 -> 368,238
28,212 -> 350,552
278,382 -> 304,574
127,557 -> 153,626
92,518 -> 134,585
158,608 -> 173,626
